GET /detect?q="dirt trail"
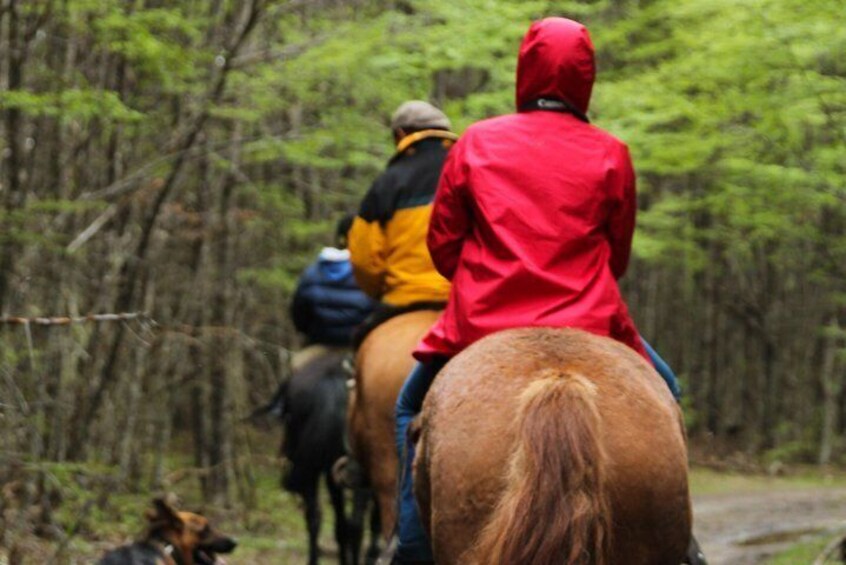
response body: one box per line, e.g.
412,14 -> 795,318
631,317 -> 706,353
694,487 -> 846,564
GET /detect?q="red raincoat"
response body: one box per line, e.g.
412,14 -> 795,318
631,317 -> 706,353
414,17 -> 648,363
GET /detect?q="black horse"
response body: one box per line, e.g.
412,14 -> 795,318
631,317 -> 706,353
257,350 -> 379,565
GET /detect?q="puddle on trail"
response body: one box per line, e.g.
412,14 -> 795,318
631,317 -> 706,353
693,488 -> 846,564
737,526 -> 825,546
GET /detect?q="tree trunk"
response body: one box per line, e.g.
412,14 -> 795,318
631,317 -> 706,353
206,121 -> 243,503
69,0 -> 264,455
819,316 -> 843,465
0,0 -> 25,313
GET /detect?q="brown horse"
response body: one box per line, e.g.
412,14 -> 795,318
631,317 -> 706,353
414,327 -> 692,565
348,309 -> 441,540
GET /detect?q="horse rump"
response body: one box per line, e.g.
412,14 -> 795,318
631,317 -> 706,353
416,327 -> 691,565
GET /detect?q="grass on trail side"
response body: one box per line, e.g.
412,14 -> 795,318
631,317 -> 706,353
688,466 -> 846,496
766,534 -> 835,564
0,430 -> 354,564
4,444 -> 846,564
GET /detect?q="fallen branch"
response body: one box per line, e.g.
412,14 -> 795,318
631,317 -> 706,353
0,312 -> 154,326
813,532 -> 846,565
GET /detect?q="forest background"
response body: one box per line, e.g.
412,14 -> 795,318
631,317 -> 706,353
0,0 -> 844,561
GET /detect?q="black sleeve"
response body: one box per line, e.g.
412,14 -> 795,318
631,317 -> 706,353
290,280 -> 311,335
358,173 -> 393,224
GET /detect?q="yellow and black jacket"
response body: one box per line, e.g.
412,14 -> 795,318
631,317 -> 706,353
349,130 -> 457,306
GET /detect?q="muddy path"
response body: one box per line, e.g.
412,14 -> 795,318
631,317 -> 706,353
693,487 -> 846,564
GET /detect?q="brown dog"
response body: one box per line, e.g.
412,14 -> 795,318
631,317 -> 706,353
98,497 -> 237,565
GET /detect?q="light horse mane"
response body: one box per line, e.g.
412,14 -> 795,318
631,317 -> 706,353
468,369 -> 612,564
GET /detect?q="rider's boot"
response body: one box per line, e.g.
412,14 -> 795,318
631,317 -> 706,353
684,534 -> 708,565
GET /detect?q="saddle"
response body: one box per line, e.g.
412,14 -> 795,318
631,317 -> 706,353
351,301 -> 445,349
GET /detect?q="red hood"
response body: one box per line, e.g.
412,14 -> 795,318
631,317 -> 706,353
516,18 -> 596,115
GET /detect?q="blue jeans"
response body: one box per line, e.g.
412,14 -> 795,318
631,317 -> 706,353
394,357 -> 447,563
393,340 -> 680,562
641,338 -> 682,401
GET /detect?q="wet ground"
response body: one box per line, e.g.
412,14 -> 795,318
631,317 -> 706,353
694,487 -> 846,564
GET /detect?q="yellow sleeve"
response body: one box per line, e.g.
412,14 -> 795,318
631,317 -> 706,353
348,215 -> 387,299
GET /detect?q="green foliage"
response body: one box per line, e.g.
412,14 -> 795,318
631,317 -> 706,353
238,266 -> 302,294
689,466 -> 846,496
764,440 -> 820,465
0,89 -> 144,123
242,0 -> 845,275
588,0 -> 846,291
7,0 -> 846,472
93,7 -> 205,92
11,440 -> 356,562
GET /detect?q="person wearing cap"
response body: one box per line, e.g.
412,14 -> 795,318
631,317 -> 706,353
347,101 -> 457,319
290,213 -> 375,371
390,18 -> 703,565
345,101 -> 457,561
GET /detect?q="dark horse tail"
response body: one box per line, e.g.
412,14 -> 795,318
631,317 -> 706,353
469,369 -> 612,565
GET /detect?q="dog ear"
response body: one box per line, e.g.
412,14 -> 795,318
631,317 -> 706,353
147,496 -> 184,532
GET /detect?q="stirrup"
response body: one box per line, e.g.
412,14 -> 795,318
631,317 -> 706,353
342,354 -> 356,377
375,534 -> 398,565
331,455 -> 366,489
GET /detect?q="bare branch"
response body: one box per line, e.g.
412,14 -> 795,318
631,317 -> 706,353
812,532 -> 846,565
65,204 -> 117,253
22,0 -> 53,43
0,312 -> 154,326
230,34 -> 328,69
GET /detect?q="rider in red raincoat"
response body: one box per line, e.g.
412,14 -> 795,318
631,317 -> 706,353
415,18 -> 646,363
391,17 -> 698,565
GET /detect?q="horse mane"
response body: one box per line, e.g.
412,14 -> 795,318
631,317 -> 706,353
466,369 -> 612,565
